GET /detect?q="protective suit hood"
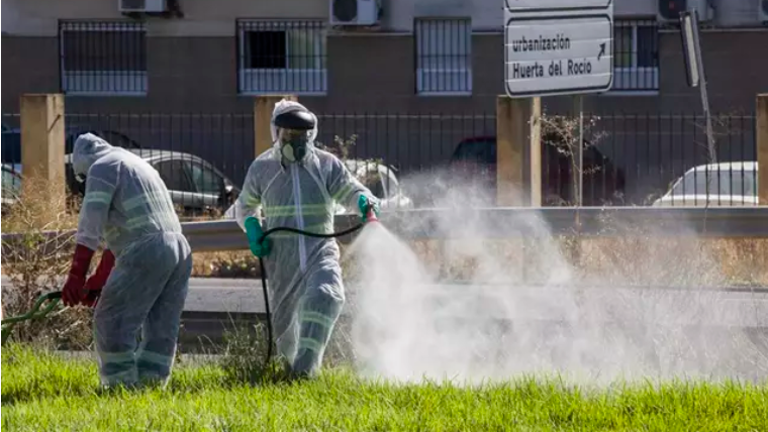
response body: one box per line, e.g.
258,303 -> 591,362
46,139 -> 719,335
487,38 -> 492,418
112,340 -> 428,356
72,133 -> 115,177
270,99 -> 319,162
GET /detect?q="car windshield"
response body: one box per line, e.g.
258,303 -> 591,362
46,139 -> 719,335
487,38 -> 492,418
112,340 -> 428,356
451,140 -> 496,163
359,167 -> 385,199
2,166 -> 21,199
1,131 -> 22,164
671,167 -> 756,197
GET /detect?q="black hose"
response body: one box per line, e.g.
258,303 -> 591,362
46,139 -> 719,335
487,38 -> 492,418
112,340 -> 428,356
257,223 -> 365,363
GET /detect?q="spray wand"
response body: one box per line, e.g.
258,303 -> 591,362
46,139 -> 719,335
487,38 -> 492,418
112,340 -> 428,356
245,200 -> 378,363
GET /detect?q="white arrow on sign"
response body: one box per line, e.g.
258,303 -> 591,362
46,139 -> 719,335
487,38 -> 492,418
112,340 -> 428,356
505,0 -> 612,12
504,14 -> 613,98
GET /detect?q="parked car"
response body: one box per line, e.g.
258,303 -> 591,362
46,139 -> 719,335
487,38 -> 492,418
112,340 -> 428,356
2,127 -> 238,215
65,149 -> 240,215
444,135 -> 626,206
652,161 -> 758,207
1,126 -> 142,166
222,158 -> 413,219
337,159 -> 413,213
1,163 -> 22,210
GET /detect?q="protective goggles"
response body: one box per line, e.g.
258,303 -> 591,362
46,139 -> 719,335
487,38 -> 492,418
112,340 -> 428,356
279,128 -> 310,143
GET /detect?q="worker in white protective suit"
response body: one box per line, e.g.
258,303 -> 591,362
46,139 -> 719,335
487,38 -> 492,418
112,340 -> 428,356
61,133 -> 192,389
233,99 -> 380,378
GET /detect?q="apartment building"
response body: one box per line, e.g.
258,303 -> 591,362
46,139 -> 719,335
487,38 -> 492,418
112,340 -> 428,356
2,0 -> 768,205
3,0 -> 768,116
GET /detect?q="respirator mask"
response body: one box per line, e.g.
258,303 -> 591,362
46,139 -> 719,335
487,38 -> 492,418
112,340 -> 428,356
279,128 -> 310,162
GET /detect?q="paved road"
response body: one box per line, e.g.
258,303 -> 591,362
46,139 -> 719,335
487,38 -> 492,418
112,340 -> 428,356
5,276 -> 768,361
180,278 -> 768,327
4,276 -> 767,326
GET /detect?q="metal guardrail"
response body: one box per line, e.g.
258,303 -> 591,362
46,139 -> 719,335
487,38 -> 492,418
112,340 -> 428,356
182,207 -> 768,253
3,207 -> 768,257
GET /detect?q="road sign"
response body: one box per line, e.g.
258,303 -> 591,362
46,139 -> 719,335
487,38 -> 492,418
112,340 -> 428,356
504,2 -> 614,98
505,0 -> 611,13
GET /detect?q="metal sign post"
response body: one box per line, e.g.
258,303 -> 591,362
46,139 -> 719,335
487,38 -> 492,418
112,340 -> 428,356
576,96 -> 584,206
680,9 -> 716,164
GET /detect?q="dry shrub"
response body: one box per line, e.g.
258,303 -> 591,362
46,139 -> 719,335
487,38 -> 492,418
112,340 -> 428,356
191,223 -> 767,288
336,231 -> 767,289
1,177 -> 94,349
178,206 -> 227,223
698,238 -> 768,285
400,236 -> 768,288
192,251 -> 262,278
577,236 -> 725,287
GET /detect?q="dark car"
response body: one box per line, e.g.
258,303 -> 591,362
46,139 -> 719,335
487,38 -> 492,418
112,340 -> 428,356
1,163 -> 22,211
448,135 -> 626,206
1,126 -> 142,165
65,149 -> 240,215
2,126 -> 238,215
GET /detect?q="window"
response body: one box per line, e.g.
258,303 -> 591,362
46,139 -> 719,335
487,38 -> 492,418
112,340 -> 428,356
155,161 -> 194,192
188,162 -> 224,195
237,20 -> 327,94
415,18 -> 472,95
59,21 -> 148,95
611,19 -> 659,92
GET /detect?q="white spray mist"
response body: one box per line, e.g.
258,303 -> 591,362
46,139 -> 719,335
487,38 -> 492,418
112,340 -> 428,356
341,175 -> 768,386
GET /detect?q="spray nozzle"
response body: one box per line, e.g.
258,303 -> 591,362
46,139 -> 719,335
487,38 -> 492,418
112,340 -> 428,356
358,195 -> 380,224
365,207 -> 379,223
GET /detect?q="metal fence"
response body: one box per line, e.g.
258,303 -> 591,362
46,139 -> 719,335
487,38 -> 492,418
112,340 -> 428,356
2,110 -> 758,214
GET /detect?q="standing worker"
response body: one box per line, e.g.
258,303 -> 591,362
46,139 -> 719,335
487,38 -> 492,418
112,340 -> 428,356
61,133 -> 192,389
233,99 -> 379,379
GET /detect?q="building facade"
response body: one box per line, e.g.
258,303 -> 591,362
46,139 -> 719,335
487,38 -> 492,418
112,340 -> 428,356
2,0 -> 767,205
3,0 -> 768,115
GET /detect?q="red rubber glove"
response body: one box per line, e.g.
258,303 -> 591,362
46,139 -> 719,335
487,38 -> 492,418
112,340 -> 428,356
62,244 -> 95,307
82,250 -> 115,307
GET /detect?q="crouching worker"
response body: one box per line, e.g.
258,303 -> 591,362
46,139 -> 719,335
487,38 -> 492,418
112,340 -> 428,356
61,133 -> 192,389
233,99 -> 379,379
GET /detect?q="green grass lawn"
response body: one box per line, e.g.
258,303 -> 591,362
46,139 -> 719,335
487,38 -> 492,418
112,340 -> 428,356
3,344 -> 767,431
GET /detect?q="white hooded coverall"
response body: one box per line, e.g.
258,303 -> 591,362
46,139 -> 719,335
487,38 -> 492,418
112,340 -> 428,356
72,133 -> 192,387
234,100 -> 377,376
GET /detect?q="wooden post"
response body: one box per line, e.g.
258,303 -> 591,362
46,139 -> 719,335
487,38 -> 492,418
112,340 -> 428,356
758,94 -> 768,206
20,94 -> 65,205
496,95 -> 539,206
254,95 -> 298,158
496,95 -> 540,283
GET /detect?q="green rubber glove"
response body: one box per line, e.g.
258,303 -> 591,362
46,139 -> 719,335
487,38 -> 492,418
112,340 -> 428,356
244,216 -> 271,258
357,195 -> 380,223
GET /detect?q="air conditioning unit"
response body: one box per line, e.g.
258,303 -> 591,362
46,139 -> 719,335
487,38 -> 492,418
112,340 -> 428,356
330,0 -> 380,26
760,0 -> 768,24
658,0 -> 714,23
119,0 -> 167,13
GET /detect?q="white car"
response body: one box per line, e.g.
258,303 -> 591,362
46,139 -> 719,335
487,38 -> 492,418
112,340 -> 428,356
652,161 -> 758,207
223,159 -> 413,218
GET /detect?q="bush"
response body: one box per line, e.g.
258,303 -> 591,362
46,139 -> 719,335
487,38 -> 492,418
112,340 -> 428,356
2,177 -> 94,349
